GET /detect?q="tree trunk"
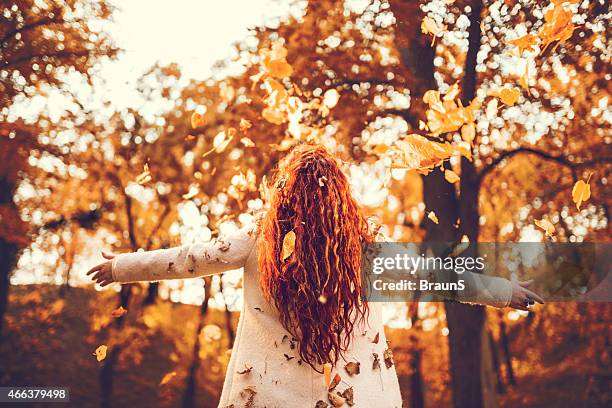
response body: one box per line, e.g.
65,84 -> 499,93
0,177 -> 19,340
143,282 -> 159,306
488,330 -> 505,394
182,276 -> 212,408
499,316 -> 516,386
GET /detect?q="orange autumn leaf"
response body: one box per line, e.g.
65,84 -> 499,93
262,107 -> 286,125
111,306 -> 127,318
572,174 -> 592,210
428,211 -> 439,224
260,40 -> 293,78
94,345 -> 107,362
535,218 -> 555,237
507,34 -> 538,55
190,111 -> 206,129
444,169 -> 460,184
461,123 -> 476,144
539,2 -> 576,53
281,230 -> 296,262
324,363 -> 332,388
159,371 -> 177,386
498,87 -> 520,106
390,134 -> 458,171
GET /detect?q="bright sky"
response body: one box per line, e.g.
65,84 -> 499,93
99,0 -> 292,107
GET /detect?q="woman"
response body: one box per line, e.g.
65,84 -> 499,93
88,144 -> 542,407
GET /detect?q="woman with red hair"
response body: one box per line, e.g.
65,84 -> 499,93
88,144 -> 541,407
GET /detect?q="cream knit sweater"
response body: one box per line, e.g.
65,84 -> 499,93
111,225 -> 512,408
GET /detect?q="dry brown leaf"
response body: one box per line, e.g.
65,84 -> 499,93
344,361 -> 360,376
328,373 -> 341,391
341,387 -> 355,407
237,364 -> 253,375
328,392 -> 346,408
315,401 -> 329,408
281,230 -> 296,262
372,332 -> 380,344
383,348 -> 394,368
372,353 -> 381,370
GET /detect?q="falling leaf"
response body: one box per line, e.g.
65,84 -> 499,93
341,387 -> 355,407
519,63 -> 531,94
538,2 -> 575,53
444,169 -> 460,184
499,87 -> 520,106
344,361 -> 360,376
323,89 -> 340,109
240,137 -> 255,147
507,34 -> 538,55
260,40 -> 293,78
328,392 -> 346,408
159,371 -> 176,386
111,306 -> 127,318
328,373 -> 341,391
190,110 -> 206,129
421,16 -> 446,45
383,348 -> 394,368
136,163 -> 152,185
262,106 -> 286,125
94,345 -> 107,362
281,230 -> 296,261
239,118 -> 253,132
318,176 -> 328,187
572,174 -> 592,210
535,218 -> 555,237
461,123 -> 476,145
428,211 -> 439,224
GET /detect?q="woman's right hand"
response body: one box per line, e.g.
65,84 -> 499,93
509,279 -> 544,311
87,251 -> 116,287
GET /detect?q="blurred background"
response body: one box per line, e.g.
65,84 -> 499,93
0,0 -> 610,407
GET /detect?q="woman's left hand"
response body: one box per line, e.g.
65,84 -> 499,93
509,279 -> 544,311
87,251 -> 116,287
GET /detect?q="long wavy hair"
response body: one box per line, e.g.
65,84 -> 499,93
258,144 -> 372,371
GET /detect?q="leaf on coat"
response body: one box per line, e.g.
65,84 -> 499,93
281,230 -> 296,261
383,348 -> 394,368
344,361 -> 360,376
372,332 -> 379,344
324,363 -> 332,388
328,392 -> 346,408
239,386 -> 257,408
328,373 -> 341,391
111,306 -> 127,318
372,353 -> 381,370
159,371 -> 176,386
237,364 -> 253,375
444,169 -> 460,184
284,354 -> 295,361
572,174 -> 592,210
93,345 -> 107,362
428,211 -> 439,225
315,401 -> 329,408
535,219 -> 555,237
341,387 -> 355,407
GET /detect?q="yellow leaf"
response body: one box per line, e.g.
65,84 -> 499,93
461,123 -> 476,144
190,110 -> 206,129
239,118 -> 252,132
159,371 -> 177,386
281,230 -> 296,262
535,218 -> 555,237
324,363 -> 332,388
572,174 -> 592,210
240,137 -> 255,147
427,211 -> 439,224
499,87 -> 520,106
262,107 -> 286,125
94,345 -> 107,362
538,2 -> 575,53
444,169 -> 460,184
111,306 -> 127,318
136,163 -> 152,185
260,40 -> 293,78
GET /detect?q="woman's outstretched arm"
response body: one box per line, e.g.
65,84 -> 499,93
87,224 -> 258,286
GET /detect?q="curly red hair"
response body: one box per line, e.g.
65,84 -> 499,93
258,144 -> 372,371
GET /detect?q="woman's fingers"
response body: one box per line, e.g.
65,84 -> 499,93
524,288 -> 545,304
518,279 -> 534,288
87,263 -> 103,275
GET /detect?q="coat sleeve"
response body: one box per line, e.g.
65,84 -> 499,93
111,225 -> 258,283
